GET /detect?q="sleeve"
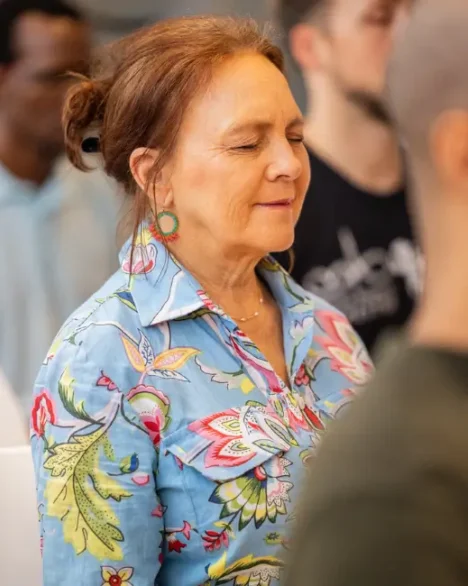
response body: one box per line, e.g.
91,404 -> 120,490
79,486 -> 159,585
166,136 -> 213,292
31,341 -> 163,586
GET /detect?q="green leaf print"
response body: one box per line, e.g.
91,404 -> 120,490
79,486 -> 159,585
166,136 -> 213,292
58,367 -> 94,423
44,426 -> 131,561
211,458 -> 292,532
175,307 -> 213,321
264,419 -> 298,448
265,532 -> 289,550
208,552 -> 284,586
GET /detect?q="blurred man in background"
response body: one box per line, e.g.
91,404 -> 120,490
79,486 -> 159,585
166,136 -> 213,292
278,0 -> 419,353
0,0 -> 120,416
286,1 -> 468,584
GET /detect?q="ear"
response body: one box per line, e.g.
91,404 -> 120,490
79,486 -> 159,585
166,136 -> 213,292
129,147 -> 173,208
289,23 -> 324,72
430,110 -> 468,197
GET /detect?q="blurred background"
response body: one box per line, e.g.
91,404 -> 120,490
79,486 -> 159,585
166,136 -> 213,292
76,0 -> 306,109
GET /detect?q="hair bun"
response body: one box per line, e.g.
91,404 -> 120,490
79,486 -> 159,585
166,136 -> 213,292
81,136 -> 100,153
63,77 -> 110,170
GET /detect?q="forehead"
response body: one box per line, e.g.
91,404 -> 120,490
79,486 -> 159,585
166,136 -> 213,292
333,0 -> 402,18
13,12 -> 90,68
182,54 -> 301,137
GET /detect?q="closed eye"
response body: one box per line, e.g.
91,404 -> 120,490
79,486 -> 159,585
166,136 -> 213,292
234,143 -> 260,151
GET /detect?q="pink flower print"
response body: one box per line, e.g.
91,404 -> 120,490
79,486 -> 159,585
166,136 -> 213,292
180,521 -> 191,540
166,521 -> 192,554
96,371 -> 117,391
131,474 -> 150,486
302,404 -> 325,431
127,385 -> 170,448
31,389 -> 56,438
167,537 -> 186,554
151,503 -> 167,518
229,335 -> 284,394
189,406 -> 293,468
202,529 -> 230,552
122,243 -> 157,275
189,408 -> 255,468
316,310 -> 373,385
294,364 -> 311,387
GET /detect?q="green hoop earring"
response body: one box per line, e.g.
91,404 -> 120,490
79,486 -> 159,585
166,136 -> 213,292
153,210 -> 179,242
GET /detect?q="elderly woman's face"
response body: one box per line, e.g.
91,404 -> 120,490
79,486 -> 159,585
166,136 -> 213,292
168,53 -> 310,256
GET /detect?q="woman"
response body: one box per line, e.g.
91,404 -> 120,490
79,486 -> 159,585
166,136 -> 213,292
31,16 -> 372,586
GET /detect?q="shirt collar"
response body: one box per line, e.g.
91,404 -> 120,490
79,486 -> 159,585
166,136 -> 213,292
119,224 -> 316,328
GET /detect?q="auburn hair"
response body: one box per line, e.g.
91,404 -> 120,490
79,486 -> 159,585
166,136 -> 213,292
62,15 -> 284,244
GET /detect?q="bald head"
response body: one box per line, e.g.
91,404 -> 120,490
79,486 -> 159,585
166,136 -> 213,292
387,0 -> 468,164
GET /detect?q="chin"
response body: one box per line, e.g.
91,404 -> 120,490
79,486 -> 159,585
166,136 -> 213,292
261,232 -> 295,255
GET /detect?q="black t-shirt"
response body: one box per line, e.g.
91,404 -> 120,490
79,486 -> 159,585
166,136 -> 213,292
277,149 -> 421,353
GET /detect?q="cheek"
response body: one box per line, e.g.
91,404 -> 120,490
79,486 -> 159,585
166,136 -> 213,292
172,155 -> 217,217
357,35 -> 393,74
333,37 -> 379,79
297,151 -> 311,198
174,155 -> 257,223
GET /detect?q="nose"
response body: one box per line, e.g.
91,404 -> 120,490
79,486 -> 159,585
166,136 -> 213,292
266,139 -> 303,183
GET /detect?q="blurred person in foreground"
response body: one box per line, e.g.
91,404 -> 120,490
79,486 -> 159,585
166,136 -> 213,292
286,1 -> 468,585
277,0 -> 420,354
0,0 -> 121,416
31,15 -> 372,586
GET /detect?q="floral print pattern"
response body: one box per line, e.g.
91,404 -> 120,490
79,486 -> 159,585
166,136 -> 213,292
210,455 -> 293,531
101,566 -> 134,586
31,226 -> 372,585
127,385 -> 171,447
315,310 -> 373,384
31,389 -> 56,437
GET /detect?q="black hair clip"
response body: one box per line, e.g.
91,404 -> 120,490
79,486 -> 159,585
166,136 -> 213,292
81,136 -> 100,153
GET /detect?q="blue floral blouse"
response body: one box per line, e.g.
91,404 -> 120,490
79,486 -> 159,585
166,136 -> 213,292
31,224 -> 372,586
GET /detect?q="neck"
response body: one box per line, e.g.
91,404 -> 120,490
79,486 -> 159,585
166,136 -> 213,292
411,270 -> 468,353
304,84 -> 403,193
168,236 -> 265,318
411,201 -> 468,353
0,125 -> 56,185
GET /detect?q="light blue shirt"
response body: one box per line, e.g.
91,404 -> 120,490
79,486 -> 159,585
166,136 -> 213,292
0,159 -> 121,414
32,224 -> 372,586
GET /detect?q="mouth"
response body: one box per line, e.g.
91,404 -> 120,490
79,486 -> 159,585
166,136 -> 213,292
256,198 -> 294,209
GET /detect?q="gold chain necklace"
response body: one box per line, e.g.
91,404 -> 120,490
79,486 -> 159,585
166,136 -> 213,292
232,296 -> 265,323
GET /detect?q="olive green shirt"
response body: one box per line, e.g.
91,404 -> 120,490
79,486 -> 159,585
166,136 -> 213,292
286,342 -> 468,586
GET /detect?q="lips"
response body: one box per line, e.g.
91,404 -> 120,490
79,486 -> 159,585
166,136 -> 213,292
257,198 -> 293,208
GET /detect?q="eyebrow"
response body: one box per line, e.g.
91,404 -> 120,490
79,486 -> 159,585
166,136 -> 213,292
223,116 -> 304,137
